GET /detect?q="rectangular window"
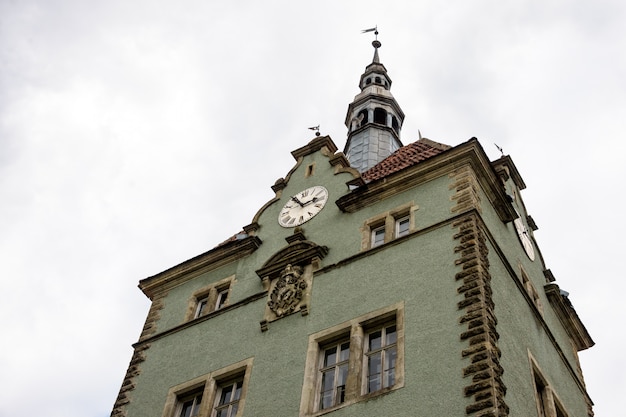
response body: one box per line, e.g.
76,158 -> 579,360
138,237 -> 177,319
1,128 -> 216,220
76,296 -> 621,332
395,216 -> 410,238
178,389 -> 203,417
163,358 -> 253,417
215,287 -> 230,310
319,341 -> 350,410
195,297 -> 209,318
371,226 -> 385,247
187,276 -> 235,322
300,303 -> 404,415
362,203 -> 417,250
365,323 -> 397,393
214,377 -> 244,417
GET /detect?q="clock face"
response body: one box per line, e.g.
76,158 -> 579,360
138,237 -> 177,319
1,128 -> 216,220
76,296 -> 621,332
514,217 -> 535,261
278,186 -> 328,227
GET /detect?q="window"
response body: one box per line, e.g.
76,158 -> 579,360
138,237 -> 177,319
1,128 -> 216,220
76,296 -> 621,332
186,276 -> 235,321
362,204 -> 417,250
300,303 -> 404,415
364,323 -> 397,393
163,358 -> 253,417
319,341 -> 350,410
178,389 -> 203,417
395,216 -> 410,238
370,225 -> 385,247
530,356 -> 570,417
214,377 -> 244,417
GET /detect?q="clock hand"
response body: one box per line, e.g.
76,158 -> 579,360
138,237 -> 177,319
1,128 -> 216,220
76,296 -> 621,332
291,196 -> 305,207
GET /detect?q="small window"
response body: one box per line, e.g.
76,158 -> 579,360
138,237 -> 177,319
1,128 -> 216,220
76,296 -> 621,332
186,276 -> 235,322
162,358 -> 253,417
395,216 -> 410,238
178,389 -> 203,417
214,377 -> 244,417
371,226 -> 385,247
375,76 -> 381,84
195,297 -> 209,319
215,287 -> 230,310
366,78 -> 372,85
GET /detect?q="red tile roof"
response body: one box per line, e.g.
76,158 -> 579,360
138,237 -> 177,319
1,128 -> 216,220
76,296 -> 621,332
361,138 -> 451,182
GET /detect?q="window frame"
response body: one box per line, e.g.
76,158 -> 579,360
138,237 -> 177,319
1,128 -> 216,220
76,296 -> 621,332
361,203 -> 417,250
162,358 -> 253,417
300,303 -> 404,416
529,353 -> 570,417
186,275 -> 235,321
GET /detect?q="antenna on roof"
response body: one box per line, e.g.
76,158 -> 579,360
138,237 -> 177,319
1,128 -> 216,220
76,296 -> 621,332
494,143 -> 504,156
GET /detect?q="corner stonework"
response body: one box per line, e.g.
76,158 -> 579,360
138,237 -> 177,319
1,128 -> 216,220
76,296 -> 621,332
110,293 -> 166,417
454,214 -> 508,417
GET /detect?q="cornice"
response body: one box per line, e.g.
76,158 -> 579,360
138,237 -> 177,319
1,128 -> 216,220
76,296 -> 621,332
138,236 -> 262,299
491,155 -> 526,190
545,283 -> 595,351
336,138 -> 517,222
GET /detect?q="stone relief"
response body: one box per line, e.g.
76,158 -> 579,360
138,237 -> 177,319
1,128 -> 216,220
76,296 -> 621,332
267,264 -> 307,317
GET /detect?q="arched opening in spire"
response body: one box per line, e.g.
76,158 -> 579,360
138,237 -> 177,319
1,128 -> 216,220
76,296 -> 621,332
374,108 -> 387,125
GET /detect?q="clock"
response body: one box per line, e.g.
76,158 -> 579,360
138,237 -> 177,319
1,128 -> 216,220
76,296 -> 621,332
514,216 -> 535,261
278,185 -> 328,227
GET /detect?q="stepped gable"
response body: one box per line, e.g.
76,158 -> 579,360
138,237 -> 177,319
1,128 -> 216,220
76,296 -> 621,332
361,137 -> 451,182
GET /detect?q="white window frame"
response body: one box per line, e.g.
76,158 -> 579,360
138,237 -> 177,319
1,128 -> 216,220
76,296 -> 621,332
370,225 -> 386,247
394,215 -> 410,238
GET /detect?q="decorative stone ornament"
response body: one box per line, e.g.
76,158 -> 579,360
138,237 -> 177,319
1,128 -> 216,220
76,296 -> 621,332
267,264 -> 307,317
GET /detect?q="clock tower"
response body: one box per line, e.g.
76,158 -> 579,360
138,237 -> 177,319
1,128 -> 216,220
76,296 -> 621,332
111,36 -> 595,417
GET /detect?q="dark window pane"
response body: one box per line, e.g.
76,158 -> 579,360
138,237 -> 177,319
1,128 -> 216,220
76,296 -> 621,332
369,331 -> 382,351
324,346 -> 337,366
386,325 -> 397,345
339,342 -> 350,362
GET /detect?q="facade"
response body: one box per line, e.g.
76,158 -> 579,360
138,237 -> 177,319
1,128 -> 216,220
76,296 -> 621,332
111,40 -> 594,417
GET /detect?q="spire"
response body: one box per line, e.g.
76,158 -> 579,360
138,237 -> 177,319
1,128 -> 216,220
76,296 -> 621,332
344,31 -> 405,173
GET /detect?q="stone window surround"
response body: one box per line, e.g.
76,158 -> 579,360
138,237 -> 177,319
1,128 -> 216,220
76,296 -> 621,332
184,275 -> 236,322
519,265 -> 543,315
361,202 -> 418,250
528,352 -> 570,417
161,357 -> 253,417
299,302 -> 405,416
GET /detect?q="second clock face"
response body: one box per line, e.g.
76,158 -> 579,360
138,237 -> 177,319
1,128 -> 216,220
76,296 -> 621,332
514,217 -> 535,261
278,186 -> 328,227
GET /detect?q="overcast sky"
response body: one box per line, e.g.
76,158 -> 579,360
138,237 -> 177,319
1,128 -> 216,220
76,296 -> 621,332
1,1 -> 624,416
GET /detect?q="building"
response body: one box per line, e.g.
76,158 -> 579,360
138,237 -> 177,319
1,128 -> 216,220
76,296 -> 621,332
111,38 -> 594,417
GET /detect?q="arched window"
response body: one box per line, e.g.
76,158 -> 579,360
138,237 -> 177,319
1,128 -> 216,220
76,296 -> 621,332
366,78 -> 372,85
375,76 -> 381,84
374,108 -> 387,125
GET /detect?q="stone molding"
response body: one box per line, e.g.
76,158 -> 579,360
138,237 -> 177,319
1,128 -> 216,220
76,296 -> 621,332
454,214 -> 509,417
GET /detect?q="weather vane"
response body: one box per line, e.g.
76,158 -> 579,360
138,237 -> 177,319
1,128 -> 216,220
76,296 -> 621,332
361,25 -> 378,39
308,125 -> 320,137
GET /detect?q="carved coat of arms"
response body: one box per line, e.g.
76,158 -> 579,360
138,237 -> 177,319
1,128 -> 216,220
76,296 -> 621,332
267,264 -> 307,317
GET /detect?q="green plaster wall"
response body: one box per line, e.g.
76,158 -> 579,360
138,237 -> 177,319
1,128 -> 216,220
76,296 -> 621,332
122,143 -> 590,417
